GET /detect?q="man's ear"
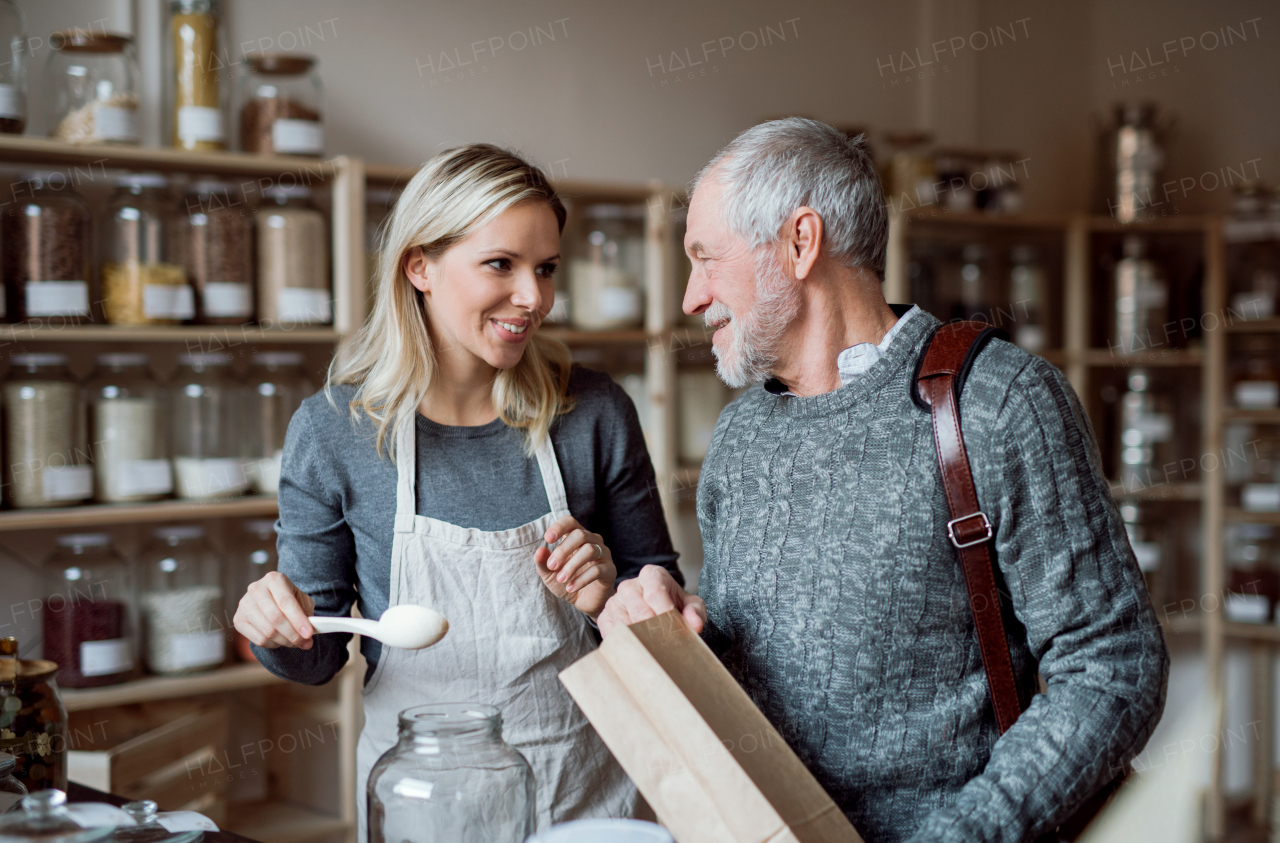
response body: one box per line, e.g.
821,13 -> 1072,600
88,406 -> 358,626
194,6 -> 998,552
403,247 -> 432,293
788,206 -> 822,281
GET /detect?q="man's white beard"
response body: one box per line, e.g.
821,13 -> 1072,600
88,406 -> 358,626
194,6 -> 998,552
705,250 -> 800,389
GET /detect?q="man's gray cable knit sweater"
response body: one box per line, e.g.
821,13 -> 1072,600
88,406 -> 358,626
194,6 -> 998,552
696,308 -> 1169,843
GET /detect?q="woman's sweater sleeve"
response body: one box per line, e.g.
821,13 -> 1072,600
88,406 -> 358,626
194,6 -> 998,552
250,402 -> 357,685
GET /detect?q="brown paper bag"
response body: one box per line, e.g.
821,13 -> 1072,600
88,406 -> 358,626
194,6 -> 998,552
559,610 -> 865,843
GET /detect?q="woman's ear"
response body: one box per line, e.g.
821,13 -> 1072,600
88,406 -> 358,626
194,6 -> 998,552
403,247 -> 433,294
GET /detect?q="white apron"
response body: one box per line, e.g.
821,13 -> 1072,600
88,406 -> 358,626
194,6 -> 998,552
355,417 -> 635,842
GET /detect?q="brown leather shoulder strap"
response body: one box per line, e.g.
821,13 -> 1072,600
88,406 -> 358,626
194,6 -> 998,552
917,321 -> 1023,734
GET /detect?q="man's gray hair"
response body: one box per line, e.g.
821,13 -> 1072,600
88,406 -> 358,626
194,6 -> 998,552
691,118 -> 887,279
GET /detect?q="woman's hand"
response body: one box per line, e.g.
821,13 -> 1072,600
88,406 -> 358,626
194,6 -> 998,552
234,571 -> 316,650
534,515 -> 616,620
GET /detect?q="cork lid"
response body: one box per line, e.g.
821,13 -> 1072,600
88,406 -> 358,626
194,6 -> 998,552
0,637 -> 57,681
50,31 -> 133,53
245,53 -> 315,76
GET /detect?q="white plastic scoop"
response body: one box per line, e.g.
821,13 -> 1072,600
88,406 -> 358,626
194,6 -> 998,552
308,605 -> 449,650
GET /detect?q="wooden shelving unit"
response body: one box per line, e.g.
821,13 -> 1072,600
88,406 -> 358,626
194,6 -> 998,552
0,494 -> 277,531
60,662 -> 286,712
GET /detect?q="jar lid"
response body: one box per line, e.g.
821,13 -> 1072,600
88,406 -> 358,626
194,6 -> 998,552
0,657 -> 58,683
11,353 -> 68,367
0,791 -> 126,843
96,352 -> 150,367
152,526 -> 205,541
0,752 -> 14,775
177,352 -> 231,367
169,0 -> 217,13
116,173 -> 168,189
50,31 -> 133,53
112,801 -> 205,843
262,185 -> 313,200
251,351 -> 303,367
56,533 -> 112,548
245,53 -> 316,76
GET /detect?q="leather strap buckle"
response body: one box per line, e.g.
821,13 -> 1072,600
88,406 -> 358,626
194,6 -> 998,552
947,512 -> 993,548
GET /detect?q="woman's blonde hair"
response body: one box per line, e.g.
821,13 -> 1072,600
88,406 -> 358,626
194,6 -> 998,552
327,143 -> 573,461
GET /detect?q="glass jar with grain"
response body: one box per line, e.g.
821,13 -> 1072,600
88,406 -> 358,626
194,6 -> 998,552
0,1 -> 29,134
87,354 -> 171,503
255,185 -> 330,325
102,173 -> 192,325
170,352 -> 247,499
183,179 -> 255,324
243,351 -> 313,494
2,172 -> 93,323
138,526 -> 226,675
46,31 -> 140,144
3,354 -> 91,509
41,534 -> 137,688
167,0 -> 227,150
239,53 -> 323,156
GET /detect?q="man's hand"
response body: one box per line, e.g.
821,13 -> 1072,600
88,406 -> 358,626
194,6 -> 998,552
598,564 -> 706,637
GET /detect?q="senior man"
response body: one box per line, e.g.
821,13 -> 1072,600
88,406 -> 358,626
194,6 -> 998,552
598,118 -> 1168,843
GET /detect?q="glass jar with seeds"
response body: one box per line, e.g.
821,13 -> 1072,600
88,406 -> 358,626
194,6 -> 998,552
102,174 -> 192,325
183,179 -> 255,324
243,351 -> 313,494
3,354 -> 91,509
238,53 -> 324,156
46,31 -> 140,144
255,185 -> 330,326
138,526 -> 226,675
169,353 -> 247,499
2,172 -> 93,323
0,1 -> 29,134
41,534 -> 137,688
87,354 -> 171,503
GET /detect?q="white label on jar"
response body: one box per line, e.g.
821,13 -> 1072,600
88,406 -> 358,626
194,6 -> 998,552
1134,413 -> 1172,442
278,287 -> 332,323
204,282 -> 253,317
1233,291 -> 1276,320
142,284 -> 195,319
272,119 -> 324,155
119,459 -> 174,496
1225,593 -> 1271,624
597,287 -> 642,321
26,280 -> 89,316
94,104 -> 139,142
173,456 -> 249,498
1131,541 -> 1161,572
1243,483 -> 1280,512
1235,381 -> 1280,409
156,813 -> 220,833
169,631 -> 225,670
178,105 -> 225,143
42,465 -> 93,501
0,83 -> 22,120
80,638 -> 133,677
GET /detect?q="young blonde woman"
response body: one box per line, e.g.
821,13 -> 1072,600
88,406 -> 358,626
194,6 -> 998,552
232,144 -> 681,836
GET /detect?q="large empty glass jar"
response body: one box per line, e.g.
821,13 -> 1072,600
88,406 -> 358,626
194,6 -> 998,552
368,704 -> 534,843
170,352 -> 247,499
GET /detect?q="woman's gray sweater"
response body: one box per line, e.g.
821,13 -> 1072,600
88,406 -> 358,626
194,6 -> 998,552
696,308 -> 1168,843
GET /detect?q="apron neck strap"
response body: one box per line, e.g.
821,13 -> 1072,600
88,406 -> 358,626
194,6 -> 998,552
531,432 -> 570,518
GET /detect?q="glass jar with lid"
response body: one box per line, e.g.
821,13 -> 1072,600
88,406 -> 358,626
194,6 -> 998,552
0,752 -> 25,813
230,519 -> 277,663
569,204 -> 645,331
167,0 -> 227,151
243,351 -> 312,494
239,53 -> 323,156
170,353 -> 246,499
87,354 -> 171,503
183,179 -> 255,324
102,174 -> 191,325
1232,336 -> 1279,410
368,704 -> 534,843
41,534 -> 136,688
1240,435 -> 1280,513
1116,368 -> 1174,492
0,1 -> 28,134
255,186 -> 330,325
46,31 -> 139,144
0,637 -> 67,794
3,354 -> 90,509
1113,235 -> 1167,354
2,172 -> 93,323
138,526 -> 225,674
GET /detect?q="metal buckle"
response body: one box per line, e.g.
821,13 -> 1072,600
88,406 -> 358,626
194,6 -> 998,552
947,512 -> 993,549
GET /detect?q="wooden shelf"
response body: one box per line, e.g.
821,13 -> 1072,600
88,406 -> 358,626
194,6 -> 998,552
1087,214 -> 1212,233
1081,347 -> 1203,367
61,662 -> 285,712
0,134 -> 336,178
0,324 -> 342,344
0,494 -> 277,532
1225,508 -> 1280,526
1223,409 -> 1280,423
900,209 -> 1071,229
1160,612 -> 1202,636
226,800 -> 349,843
1227,318 -> 1280,333
1223,621 -> 1280,644
1110,481 -> 1202,501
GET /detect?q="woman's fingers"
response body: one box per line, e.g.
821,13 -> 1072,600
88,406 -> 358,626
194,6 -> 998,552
543,515 -> 581,547
556,539 -> 601,584
547,527 -> 590,572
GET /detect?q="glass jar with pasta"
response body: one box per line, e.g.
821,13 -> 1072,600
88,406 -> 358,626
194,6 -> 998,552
167,0 -> 227,150
102,174 -> 192,325
46,30 -> 140,144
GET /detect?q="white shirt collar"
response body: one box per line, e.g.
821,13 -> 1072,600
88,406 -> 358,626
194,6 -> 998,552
768,305 -> 921,397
